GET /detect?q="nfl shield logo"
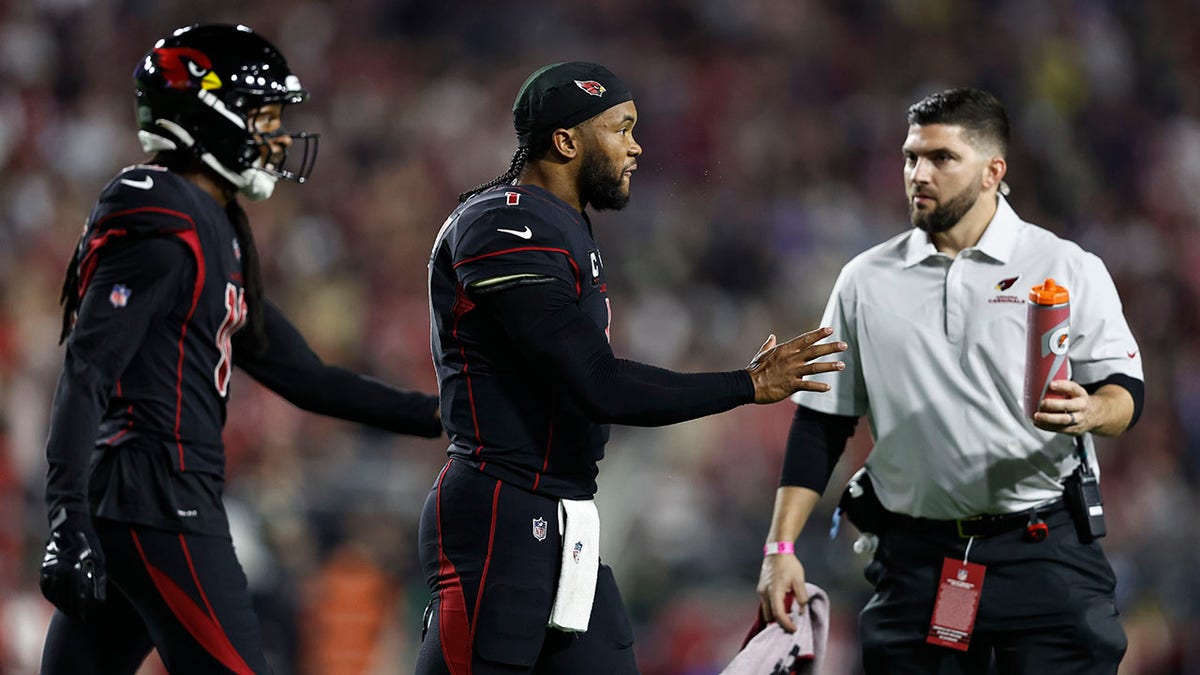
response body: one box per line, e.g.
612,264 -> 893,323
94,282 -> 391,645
532,517 -> 548,542
957,568 -> 968,582
574,79 -> 606,97
109,284 -> 131,308
572,541 -> 583,563
232,238 -> 241,260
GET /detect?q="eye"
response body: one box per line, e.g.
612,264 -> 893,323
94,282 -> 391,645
186,60 -> 207,78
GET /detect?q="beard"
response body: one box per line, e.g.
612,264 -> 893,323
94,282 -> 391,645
578,147 -> 630,211
909,181 -> 980,234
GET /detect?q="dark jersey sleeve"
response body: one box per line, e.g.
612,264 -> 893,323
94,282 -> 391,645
233,300 -> 442,437
453,210 -> 580,291
778,405 -> 859,492
45,236 -> 191,518
475,280 -> 755,426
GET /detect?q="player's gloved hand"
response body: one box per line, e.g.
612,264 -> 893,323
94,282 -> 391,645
40,507 -> 107,620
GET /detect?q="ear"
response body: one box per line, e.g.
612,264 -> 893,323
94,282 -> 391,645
550,127 -> 582,160
981,155 -> 1007,192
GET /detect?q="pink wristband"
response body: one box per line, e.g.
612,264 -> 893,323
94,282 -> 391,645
763,541 -> 795,556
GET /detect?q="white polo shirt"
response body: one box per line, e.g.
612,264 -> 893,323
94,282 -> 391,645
795,196 -> 1143,519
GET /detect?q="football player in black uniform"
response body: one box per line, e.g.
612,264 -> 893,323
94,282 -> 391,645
39,24 -> 441,675
419,62 -> 847,674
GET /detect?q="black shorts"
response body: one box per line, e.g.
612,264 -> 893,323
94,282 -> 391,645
41,518 -> 269,675
415,459 -> 638,674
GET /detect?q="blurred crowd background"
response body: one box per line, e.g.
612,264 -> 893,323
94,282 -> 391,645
1,0 -> 1198,673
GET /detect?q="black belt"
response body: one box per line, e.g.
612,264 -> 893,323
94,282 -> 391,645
892,498 -> 1066,539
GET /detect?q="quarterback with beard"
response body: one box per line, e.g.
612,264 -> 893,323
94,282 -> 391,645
39,24 -> 441,675
755,88 -> 1144,674
419,62 -> 847,674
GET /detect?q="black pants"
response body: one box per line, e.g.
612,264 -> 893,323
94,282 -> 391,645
415,459 -> 639,674
41,519 -> 269,675
858,507 -> 1126,674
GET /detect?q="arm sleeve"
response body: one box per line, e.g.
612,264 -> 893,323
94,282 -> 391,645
1083,373 -> 1145,430
474,279 -> 755,426
778,405 -> 860,492
233,299 -> 442,437
45,236 -> 190,517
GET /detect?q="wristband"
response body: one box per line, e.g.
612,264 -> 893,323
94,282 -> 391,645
763,541 -> 795,556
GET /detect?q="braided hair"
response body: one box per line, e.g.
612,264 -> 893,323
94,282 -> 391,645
59,152 -> 268,356
457,132 -> 554,203
457,146 -> 529,203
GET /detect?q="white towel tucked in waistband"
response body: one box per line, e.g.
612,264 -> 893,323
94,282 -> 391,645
548,498 -> 600,632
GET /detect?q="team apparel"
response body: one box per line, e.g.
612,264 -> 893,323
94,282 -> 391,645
423,183 -> 754,672
428,184 -> 753,500
794,195 -> 1143,519
42,165 -> 440,674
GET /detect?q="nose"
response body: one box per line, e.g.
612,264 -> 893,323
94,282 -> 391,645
908,157 -> 931,183
629,136 -> 642,158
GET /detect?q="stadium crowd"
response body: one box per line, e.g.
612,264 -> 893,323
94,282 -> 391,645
1,1 -> 1197,672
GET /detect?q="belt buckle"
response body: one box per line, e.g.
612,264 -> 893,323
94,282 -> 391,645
955,517 -> 982,539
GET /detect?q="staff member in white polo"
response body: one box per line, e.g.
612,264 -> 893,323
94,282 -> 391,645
755,88 -> 1144,675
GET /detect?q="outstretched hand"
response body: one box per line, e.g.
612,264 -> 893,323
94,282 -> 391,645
747,328 -> 847,404
40,508 -> 107,620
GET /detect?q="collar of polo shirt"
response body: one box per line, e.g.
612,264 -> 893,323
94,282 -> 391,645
903,195 -> 1022,267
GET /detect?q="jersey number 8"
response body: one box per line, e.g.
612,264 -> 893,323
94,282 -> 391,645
214,282 -> 248,396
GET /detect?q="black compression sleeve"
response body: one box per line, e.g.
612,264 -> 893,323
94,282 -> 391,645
233,300 -> 441,437
45,237 -> 189,519
779,405 -> 859,492
474,280 -> 755,426
1082,373 -> 1145,430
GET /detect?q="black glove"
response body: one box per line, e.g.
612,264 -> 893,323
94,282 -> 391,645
40,507 -> 107,620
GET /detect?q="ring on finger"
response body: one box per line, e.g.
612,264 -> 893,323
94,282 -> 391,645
1067,411 -> 1076,426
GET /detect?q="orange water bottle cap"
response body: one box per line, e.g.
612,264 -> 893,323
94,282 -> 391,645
1029,278 -> 1069,305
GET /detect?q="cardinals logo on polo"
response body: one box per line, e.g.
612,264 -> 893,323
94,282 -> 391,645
154,47 -> 222,91
995,275 -> 1020,291
574,80 -> 606,97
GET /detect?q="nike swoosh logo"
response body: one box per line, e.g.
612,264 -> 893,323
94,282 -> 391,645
497,226 -> 533,239
120,176 -> 154,190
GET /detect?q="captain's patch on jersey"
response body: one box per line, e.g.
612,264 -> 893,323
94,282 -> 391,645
109,284 -> 132,308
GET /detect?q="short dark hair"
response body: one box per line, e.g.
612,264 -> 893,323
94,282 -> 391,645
906,88 -> 1010,157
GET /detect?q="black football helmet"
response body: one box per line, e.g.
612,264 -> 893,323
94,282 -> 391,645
133,24 -> 318,200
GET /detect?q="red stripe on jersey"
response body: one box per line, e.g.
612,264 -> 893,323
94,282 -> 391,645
79,206 -> 198,297
470,480 -> 503,642
452,284 -> 485,457
130,530 -> 255,675
77,228 -> 129,297
533,399 -> 555,492
171,230 -> 205,470
100,379 -> 135,445
452,246 -> 582,296
435,460 -> 472,675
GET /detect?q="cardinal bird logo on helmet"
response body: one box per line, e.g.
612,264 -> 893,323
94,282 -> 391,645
154,47 -> 222,91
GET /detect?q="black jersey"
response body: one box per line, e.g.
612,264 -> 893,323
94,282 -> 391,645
429,185 -> 755,500
430,185 -> 611,498
46,165 -> 440,535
